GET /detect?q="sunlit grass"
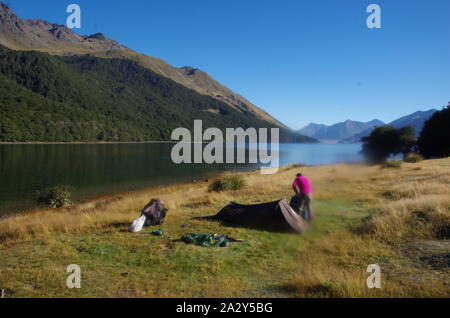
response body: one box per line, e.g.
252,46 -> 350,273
0,158 -> 449,297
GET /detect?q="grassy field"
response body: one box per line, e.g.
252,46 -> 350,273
0,159 -> 449,298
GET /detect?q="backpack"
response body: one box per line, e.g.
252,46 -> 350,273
142,198 -> 168,226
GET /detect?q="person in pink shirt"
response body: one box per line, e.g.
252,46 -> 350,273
292,173 -> 315,221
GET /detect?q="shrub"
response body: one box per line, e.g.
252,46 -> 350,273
35,185 -> 73,208
361,125 -> 416,164
208,175 -> 246,192
381,160 -> 402,169
404,153 -> 423,163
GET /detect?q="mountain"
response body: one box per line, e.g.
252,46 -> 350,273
0,2 -> 284,128
298,119 -> 385,142
0,45 -> 316,142
0,2 -> 315,143
389,109 -> 438,134
296,123 -> 328,139
339,109 -> 438,143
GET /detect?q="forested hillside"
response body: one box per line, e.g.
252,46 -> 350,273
0,45 -> 314,142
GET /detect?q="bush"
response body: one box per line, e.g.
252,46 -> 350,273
35,185 -> 73,208
208,175 -> 246,192
404,152 -> 423,163
381,160 -> 402,169
361,125 -> 416,164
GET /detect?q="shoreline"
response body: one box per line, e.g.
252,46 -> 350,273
0,160 -> 369,218
0,141 -> 179,145
0,141 -> 326,145
0,167 -> 249,218
0,160 -> 366,218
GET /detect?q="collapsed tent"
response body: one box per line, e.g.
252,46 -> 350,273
205,199 -> 309,233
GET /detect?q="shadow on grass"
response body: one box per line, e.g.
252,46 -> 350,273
193,216 -> 300,234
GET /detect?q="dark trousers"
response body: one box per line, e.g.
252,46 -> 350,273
299,194 -> 313,221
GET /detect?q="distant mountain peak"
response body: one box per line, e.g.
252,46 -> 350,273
85,33 -> 108,41
0,2 -> 20,25
366,119 -> 385,126
339,109 -> 439,144
0,2 -> 13,15
305,122 -> 326,127
49,24 -> 73,40
298,119 -> 386,142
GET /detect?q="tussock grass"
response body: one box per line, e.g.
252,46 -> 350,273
208,174 -> 246,192
382,160 -> 402,169
404,152 -> 423,163
359,160 -> 450,243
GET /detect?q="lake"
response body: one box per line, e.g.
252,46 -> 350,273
0,143 -> 362,215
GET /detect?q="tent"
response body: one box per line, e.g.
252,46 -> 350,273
204,199 -> 308,233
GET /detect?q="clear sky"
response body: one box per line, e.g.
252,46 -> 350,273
7,0 -> 450,129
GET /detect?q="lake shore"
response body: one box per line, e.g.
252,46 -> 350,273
0,141 -> 179,145
0,143 -> 364,216
0,158 -> 448,297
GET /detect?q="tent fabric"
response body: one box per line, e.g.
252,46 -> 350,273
207,199 -> 308,233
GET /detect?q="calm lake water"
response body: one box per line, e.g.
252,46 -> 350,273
0,143 -> 362,215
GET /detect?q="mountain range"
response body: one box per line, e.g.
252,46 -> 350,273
298,119 -> 385,142
298,109 -> 439,143
339,109 -> 438,143
0,2 -> 315,143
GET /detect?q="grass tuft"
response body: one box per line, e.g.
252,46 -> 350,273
35,185 -> 73,209
208,174 -> 246,192
404,152 -> 423,163
381,160 -> 402,169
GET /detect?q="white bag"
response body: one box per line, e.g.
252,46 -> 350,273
128,215 -> 146,233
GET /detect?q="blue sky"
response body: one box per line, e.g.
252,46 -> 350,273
7,0 -> 450,129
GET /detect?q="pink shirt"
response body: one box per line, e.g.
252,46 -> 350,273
293,176 -> 313,195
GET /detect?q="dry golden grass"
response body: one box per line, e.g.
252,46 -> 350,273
1,158 -> 448,245
284,232 -> 448,297
358,160 -> 450,244
0,158 -> 449,298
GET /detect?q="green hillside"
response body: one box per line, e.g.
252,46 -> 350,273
0,45 -> 315,143
0,1 -> 285,128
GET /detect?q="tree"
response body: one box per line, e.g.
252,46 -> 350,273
361,125 -> 416,164
398,126 -> 417,156
418,104 -> 450,158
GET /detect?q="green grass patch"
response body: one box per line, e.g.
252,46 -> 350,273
0,199 -> 372,297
